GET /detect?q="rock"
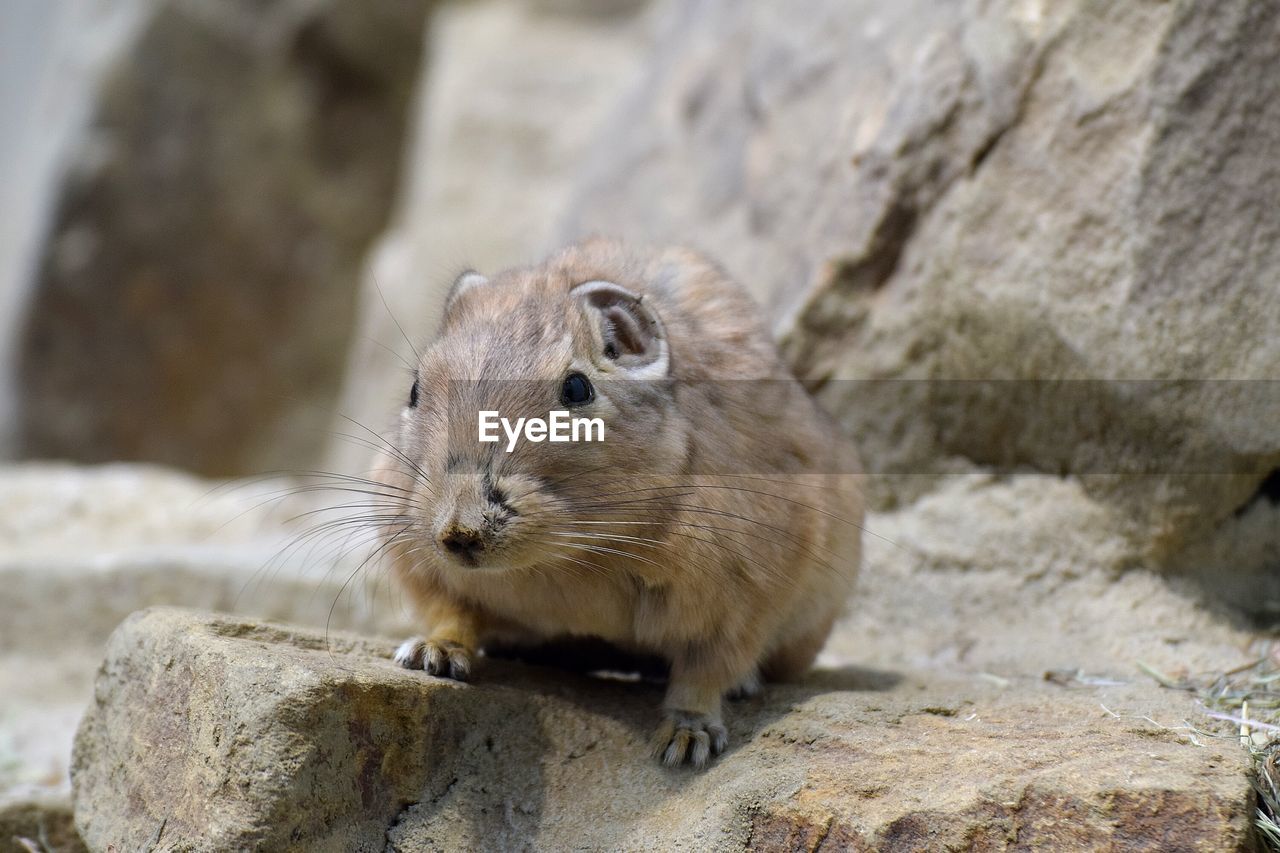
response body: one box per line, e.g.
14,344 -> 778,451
0,463 -> 414,825
835,474 -> 1261,678
72,607 -> 1252,850
559,0 -> 1280,606
328,0 -> 661,474
11,0 -> 431,477
0,0 -> 155,458
0,463 -> 411,655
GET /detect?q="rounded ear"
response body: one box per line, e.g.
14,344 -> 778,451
572,280 -> 670,376
444,270 -> 490,313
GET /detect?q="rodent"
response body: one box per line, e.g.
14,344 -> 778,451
376,237 -> 863,768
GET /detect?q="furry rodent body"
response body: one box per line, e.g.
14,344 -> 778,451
378,238 -> 862,767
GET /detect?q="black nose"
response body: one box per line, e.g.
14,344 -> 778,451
441,528 -> 483,560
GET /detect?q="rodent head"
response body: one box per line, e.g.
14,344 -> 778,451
388,248 -> 690,574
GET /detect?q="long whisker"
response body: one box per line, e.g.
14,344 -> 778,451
326,521 -> 416,648
551,541 -> 668,570
552,499 -> 843,568
548,482 -> 898,553
547,521 -> 828,589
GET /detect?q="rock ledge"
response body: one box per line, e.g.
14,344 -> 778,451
72,608 -> 1253,851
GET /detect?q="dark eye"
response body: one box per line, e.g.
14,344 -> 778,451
408,379 -> 420,408
560,372 -> 593,407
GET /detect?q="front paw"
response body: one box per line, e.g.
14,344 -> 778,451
394,636 -> 473,681
650,710 -> 728,769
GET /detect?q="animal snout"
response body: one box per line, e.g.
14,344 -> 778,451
440,527 -> 483,560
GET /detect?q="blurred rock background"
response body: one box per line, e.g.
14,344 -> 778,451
2,0 -> 1278,848
6,0 -> 430,475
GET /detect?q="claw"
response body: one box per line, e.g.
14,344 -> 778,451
652,710 -> 728,769
393,637 -> 473,682
394,637 -> 426,668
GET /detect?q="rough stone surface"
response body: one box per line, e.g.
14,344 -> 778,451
0,463 -> 412,655
72,608 -> 1254,851
832,473 -> 1262,679
329,0 -> 662,473
0,463 -> 413,831
12,0 -> 431,476
560,0 -> 1280,611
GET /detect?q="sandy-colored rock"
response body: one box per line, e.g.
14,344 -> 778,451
0,463 -> 414,827
72,607 -> 1253,851
0,463 -> 412,655
11,0 -> 431,477
329,0 -> 662,473
559,0 -> 1280,609
833,473 -> 1261,679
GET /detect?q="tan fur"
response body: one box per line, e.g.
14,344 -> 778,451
375,238 -> 863,768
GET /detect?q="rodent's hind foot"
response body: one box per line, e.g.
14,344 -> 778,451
726,671 -> 762,701
650,710 -> 728,770
393,636 -> 473,681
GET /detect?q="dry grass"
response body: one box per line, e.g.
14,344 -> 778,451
1192,654 -> 1280,850
1255,744 -> 1280,851
1137,649 -> 1280,849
